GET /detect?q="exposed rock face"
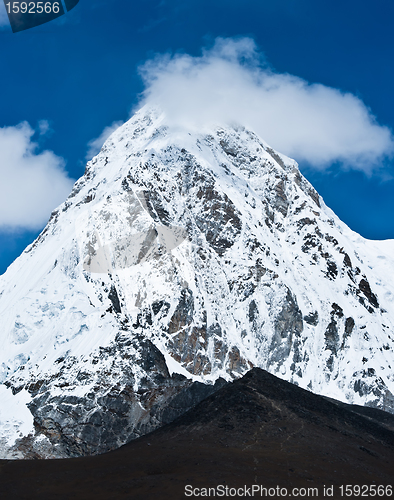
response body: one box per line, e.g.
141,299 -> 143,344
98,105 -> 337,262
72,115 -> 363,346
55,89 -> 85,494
0,106 -> 394,458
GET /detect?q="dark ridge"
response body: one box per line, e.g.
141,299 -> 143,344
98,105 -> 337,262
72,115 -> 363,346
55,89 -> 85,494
1,367 -> 393,500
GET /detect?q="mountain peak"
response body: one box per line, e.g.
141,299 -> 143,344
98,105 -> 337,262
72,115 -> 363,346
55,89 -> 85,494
0,106 -> 393,458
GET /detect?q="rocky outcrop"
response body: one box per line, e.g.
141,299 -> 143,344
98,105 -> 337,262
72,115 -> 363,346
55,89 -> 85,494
7,335 -> 227,458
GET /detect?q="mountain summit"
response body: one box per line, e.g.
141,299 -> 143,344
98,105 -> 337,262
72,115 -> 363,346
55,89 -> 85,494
0,106 -> 393,458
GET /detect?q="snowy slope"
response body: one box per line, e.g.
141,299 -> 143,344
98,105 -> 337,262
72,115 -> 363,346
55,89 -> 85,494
0,106 -> 393,458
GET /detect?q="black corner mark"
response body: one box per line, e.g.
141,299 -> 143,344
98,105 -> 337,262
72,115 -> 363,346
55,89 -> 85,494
4,0 -> 64,32
3,0 -> 79,33
63,0 -> 78,11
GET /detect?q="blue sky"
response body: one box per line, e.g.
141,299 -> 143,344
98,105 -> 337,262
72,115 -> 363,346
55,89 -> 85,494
1,0 -> 394,274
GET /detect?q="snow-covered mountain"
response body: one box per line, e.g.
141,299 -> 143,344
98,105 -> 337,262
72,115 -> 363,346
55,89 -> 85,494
1,106 -> 394,459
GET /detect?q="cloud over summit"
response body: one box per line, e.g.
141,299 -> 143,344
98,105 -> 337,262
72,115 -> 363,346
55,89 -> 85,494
139,37 -> 394,172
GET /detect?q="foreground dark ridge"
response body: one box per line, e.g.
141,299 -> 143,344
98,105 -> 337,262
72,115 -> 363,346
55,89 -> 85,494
1,368 -> 393,500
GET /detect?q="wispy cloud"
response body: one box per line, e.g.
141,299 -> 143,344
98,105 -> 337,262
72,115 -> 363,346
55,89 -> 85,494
0,122 -> 74,231
138,37 -> 394,173
37,120 -> 51,136
86,121 -> 124,160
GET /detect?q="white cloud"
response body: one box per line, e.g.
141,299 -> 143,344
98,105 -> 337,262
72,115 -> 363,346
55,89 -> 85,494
139,37 -> 394,172
38,120 -> 51,136
0,122 -> 75,230
86,121 -> 124,160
